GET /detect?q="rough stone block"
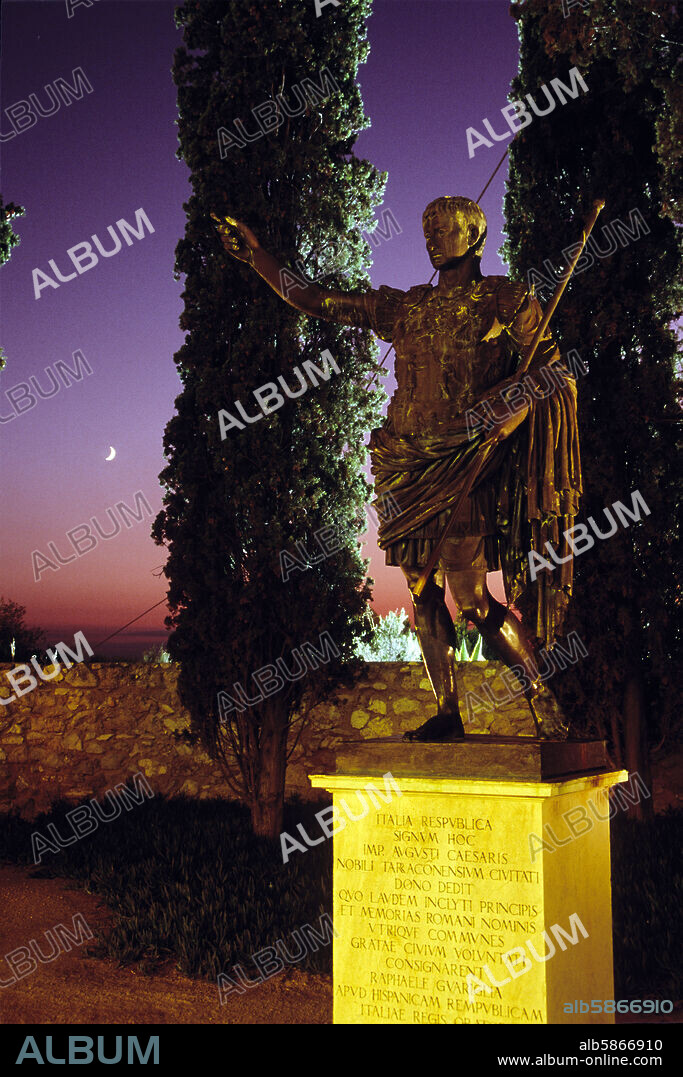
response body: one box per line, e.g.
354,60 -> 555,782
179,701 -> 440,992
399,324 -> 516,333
100,752 -> 121,770
392,698 -> 419,714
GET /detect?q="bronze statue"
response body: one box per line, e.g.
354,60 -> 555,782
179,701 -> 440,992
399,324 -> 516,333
213,196 -> 583,740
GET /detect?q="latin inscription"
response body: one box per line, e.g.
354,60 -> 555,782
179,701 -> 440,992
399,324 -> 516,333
334,803 -> 545,1024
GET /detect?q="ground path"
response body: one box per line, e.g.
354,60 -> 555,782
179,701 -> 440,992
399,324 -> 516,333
0,865 -> 330,1024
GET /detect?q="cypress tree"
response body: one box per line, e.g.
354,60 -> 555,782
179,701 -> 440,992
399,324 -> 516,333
153,0 -> 385,836
0,197 -> 25,369
503,0 -> 681,807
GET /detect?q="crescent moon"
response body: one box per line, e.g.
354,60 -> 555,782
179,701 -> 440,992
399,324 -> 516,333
105,446 -> 116,461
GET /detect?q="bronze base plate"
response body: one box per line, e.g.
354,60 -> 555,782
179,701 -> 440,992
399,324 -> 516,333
334,735 -> 608,782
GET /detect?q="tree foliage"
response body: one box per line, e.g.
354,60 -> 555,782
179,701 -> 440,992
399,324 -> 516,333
0,597 -> 44,664
352,609 -> 493,663
0,196 -> 25,371
354,609 -> 423,662
153,0 -> 385,835
503,0 -> 682,785
0,197 -> 24,267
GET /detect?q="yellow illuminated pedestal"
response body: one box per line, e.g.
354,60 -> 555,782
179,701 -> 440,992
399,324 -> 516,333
310,764 -> 628,1025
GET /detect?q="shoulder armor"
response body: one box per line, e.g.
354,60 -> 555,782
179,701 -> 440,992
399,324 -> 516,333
369,284 -> 408,342
493,279 -> 531,326
402,283 -> 434,302
476,275 -> 510,292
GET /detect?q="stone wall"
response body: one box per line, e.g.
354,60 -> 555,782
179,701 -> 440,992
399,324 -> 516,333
0,661 -> 533,818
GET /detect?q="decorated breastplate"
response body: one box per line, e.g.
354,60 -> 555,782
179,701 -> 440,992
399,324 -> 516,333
387,280 -> 515,435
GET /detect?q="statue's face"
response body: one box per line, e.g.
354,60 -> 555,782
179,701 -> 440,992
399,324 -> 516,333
423,209 -> 480,269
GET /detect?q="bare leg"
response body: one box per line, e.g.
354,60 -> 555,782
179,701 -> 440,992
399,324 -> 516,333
401,566 -> 465,742
445,569 -> 568,738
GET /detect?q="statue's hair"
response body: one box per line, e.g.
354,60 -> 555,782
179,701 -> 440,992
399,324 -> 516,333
422,196 -> 487,258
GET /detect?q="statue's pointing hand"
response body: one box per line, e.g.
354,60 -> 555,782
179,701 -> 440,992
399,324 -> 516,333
210,213 -> 259,266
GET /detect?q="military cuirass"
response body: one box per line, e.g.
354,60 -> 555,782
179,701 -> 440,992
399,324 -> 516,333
387,278 -> 519,436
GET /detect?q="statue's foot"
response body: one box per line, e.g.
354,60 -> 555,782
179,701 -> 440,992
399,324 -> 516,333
403,711 -> 465,742
526,684 -> 569,740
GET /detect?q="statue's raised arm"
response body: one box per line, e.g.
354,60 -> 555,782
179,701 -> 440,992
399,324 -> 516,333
211,213 -> 376,330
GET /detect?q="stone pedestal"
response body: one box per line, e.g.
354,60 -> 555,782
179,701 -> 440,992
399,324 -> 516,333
310,738 -> 628,1025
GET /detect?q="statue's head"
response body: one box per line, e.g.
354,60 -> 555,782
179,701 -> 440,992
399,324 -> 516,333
422,196 -> 487,269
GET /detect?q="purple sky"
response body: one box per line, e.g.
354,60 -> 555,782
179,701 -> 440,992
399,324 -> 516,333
1,0 -> 519,657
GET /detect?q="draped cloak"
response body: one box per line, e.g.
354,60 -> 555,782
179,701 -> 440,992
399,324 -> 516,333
364,277 -> 582,649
